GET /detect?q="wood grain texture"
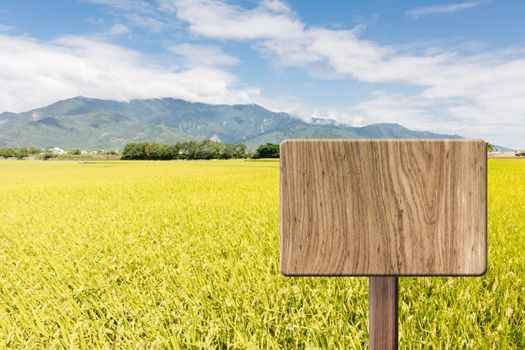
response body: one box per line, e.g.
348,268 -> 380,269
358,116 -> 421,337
280,139 -> 486,276
369,277 -> 398,350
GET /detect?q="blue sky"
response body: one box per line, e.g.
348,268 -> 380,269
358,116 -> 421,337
0,0 -> 524,148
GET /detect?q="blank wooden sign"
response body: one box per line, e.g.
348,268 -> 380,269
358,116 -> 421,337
280,139 -> 486,276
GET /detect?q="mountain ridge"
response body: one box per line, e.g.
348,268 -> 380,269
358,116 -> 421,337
0,96 -> 463,150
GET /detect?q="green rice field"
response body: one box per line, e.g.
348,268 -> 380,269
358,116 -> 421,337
0,159 -> 523,349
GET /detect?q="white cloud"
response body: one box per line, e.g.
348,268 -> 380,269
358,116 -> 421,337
158,0 -> 303,40
168,43 -> 239,67
124,13 -> 170,32
0,24 -> 14,33
5,0 -> 524,147
406,1 -> 488,19
165,0 -> 525,148
260,0 -> 292,13
85,0 -> 171,32
0,34 -> 259,113
108,23 -> 129,35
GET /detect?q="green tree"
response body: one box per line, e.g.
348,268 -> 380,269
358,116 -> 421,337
0,147 -> 41,159
486,143 -> 494,152
122,143 -> 147,160
253,143 -> 280,158
121,141 -> 248,160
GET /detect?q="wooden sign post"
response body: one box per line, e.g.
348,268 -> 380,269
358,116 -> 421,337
280,140 -> 487,349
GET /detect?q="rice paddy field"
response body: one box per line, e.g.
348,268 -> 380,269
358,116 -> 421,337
0,159 -> 523,349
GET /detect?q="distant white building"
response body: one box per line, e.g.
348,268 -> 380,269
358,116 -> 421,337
488,151 -> 516,157
50,147 -> 66,155
78,150 -> 98,155
209,134 -> 221,142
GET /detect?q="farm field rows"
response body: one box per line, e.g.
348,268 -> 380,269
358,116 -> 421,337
0,159 -> 523,349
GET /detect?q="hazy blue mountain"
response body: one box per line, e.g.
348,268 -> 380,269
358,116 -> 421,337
0,96 -> 462,150
492,144 -> 515,152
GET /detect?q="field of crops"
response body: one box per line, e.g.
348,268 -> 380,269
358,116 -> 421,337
0,159 -> 523,349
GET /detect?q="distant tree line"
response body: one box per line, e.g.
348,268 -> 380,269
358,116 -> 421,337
122,141 -> 248,160
1,141 -> 282,160
121,141 -> 281,160
0,147 -> 121,160
0,147 -> 40,159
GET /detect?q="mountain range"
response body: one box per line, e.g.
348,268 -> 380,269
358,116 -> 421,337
0,96 -> 463,150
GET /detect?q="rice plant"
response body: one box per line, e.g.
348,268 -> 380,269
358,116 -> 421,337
0,159 -> 523,349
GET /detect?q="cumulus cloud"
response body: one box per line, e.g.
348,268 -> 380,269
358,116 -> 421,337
164,0 -> 525,148
0,34 -> 259,113
158,0 -> 303,40
4,0 -> 524,147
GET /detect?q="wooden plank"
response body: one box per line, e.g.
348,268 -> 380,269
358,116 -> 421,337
369,277 -> 398,350
280,139 -> 486,276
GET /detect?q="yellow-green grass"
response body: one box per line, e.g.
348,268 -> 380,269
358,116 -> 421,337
0,159 -> 523,349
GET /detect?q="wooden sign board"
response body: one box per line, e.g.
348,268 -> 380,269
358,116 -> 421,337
280,139 -> 486,276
